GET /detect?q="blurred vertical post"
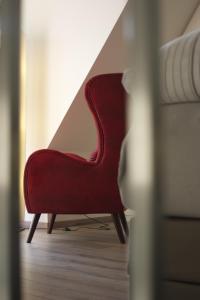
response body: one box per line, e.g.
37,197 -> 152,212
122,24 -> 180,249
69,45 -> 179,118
126,0 -> 160,299
19,35 -> 26,224
0,0 -> 21,299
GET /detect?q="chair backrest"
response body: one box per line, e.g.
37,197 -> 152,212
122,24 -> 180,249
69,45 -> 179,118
85,73 -> 126,171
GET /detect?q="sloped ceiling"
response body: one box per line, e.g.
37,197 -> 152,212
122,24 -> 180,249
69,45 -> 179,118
160,0 -> 199,44
184,4 -> 200,33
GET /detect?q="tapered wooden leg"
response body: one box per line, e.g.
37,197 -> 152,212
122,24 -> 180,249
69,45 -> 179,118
47,214 -> 56,234
119,211 -> 129,237
27,214 -> 41,243
112,213 -> 126,244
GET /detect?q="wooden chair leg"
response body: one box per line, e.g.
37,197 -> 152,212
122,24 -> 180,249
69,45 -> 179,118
119,211 -> 129,237
47,214 -> 56,234
27,214 -> 41,243
112,213 -> 126,244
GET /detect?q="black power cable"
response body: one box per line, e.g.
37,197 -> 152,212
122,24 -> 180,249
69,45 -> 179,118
64,214 -> 111,232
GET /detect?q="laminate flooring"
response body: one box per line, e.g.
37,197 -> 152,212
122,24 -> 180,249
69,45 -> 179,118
20,224 -> 129,300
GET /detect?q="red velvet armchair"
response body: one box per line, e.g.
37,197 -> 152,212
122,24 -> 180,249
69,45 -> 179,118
24,73 -> 128,243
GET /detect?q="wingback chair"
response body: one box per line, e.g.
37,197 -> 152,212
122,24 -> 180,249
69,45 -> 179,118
24,73 -> 128,244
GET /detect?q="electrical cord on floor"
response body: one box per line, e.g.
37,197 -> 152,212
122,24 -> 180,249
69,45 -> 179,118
63,214 -> 111,232
18,227 -> 26,232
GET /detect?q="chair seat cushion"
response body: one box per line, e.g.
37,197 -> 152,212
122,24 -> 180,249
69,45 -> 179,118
24,149 -> 124,214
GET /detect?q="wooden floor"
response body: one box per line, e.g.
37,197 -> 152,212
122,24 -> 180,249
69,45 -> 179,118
20,224 -> 129,300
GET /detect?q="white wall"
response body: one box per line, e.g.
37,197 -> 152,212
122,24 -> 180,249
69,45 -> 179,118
22,0 -> 127,157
